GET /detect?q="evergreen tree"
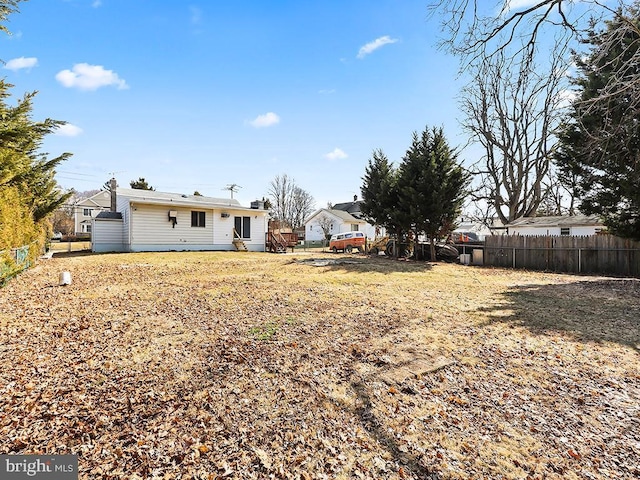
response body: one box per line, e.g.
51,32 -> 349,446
361,130 -> 469,261
129,177 -> 155,190
397,126 -> 469,261
555,5 -> 640,240
360,149 -> 406,239
0,2 -> 71,276
0,1 -> 21,36
0,82 -> 72,221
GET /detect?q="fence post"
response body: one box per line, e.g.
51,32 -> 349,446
513,247 -> 516,269
578,248 -> 582,274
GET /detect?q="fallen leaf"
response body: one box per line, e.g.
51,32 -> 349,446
254,447 -> 272,470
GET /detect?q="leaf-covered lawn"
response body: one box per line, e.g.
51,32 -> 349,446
1,251 -> 638,479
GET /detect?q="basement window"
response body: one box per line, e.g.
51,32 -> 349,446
191,211 -> 206,228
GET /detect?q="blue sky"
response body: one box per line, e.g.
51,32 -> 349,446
2,0 -> 466,207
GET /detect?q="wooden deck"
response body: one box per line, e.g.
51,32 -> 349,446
265,231 -> 299,253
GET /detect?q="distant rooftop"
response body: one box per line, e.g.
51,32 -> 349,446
507,214 -> 603,227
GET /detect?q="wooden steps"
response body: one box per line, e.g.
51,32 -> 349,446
233,239 -> 248,252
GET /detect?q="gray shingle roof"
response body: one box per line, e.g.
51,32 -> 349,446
507,214 -> 603,227
95,211 -> 122,219
115,187 -> 249,209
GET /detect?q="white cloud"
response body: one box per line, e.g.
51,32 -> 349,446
4,57 -> 38,71
325,148 -> 348,161
55,123 -> 83,137
357,35 -> 398,59
190,6 -> 202,25
558,88 -> 578,108
55,63 -> 129,91
504,0 -> 538,9
500,0 -> 540,15
249,112 -> 280,128
92,0 -> 102,7
318,89 -> 336,95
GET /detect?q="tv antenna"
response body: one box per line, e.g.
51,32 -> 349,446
223,183 -> 241,199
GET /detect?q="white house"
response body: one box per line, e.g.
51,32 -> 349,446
506,214 -> 605,236
92,188 -> 269,253
74,190 -> 111,234
305,200 -> 381,242
453,215 -> 505,241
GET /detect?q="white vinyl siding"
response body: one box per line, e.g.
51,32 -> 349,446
99,194 -> 268,252
213,212 -> 264,247
131,204 -> 212,245
117,197 -> 131,250
91,218 -> 124,252
509,225 -> 600,236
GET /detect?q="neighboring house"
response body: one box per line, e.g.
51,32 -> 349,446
92,188 -> 269,253
506,214 -> 605,236
74,190 -> 112,234
453,215 -> 505,241
305,200 -> 381,242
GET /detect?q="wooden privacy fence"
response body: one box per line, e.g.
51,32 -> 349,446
484,235 -> 640,277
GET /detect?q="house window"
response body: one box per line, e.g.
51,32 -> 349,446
234,216 -> 251,239
351,224 -> 359,231
83,208 -> 92,216
560,227 -> 570,236
191,211 -> 206,228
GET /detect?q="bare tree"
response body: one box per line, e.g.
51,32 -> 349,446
267,174 -> 315,229
427,0 -> 612,67
290,186 -> 315,231
316,213 -> 334,244
462,43 -> 567,225
429,0 -> 638,137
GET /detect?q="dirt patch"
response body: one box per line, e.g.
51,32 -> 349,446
0,252 -> 638,479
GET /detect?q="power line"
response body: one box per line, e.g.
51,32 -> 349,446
56,176 -> 103,184
56,170 -> 102,178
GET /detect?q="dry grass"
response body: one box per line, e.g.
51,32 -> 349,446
0,251 -> 638,479
48,241 -> 92,253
